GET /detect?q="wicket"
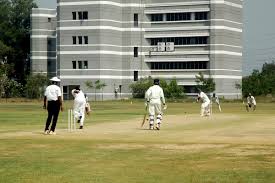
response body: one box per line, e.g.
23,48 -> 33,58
68,109 -> 76,132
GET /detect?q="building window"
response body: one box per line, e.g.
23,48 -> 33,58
150,37 -> 208,45
47,60 -> 52,67
151,14 -> 163,22
63,86 -> 68,94
195,12 -> 208,20
84,36 -> 88,44
72,36 -> 76,44
78,36 -> 82,44
83,11 -> 88,20
150,62 -> 208,70
78,12 -> 83,20
72,61 -> 76,69
78,61 -> 83,69
72,12 -> 76,20
166,13 -> 191,21
84,61 -> 88,69
134,47 -> 138,57
134,71 -> 138,81
150,38 -> 163,46
134,13 -> 138,27
48,18 -> 51,22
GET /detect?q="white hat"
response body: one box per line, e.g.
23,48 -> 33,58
50,76 -> 61,82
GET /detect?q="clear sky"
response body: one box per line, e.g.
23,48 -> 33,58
35,0 -> 275,76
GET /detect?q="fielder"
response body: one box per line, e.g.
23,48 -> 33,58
145,79 -> 166,130
197,90 -> 211,117
212,93 -> 222,112
246,93 -> 256,112
71,86 -> 86,129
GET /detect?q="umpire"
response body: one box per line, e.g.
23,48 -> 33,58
43,77 -> 63,135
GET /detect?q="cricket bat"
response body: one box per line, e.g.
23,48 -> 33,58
141,105 -> 148,128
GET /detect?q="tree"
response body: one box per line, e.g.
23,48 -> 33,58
195,72 -> 215,93
0,63 -> 22,99
85,80 -> 107,101
95,80 -> 107,101
167,79 -> 185,99
235,82 -> 242,99
0,0 -> 37,82
240,62 -> 275,97
85,80 -> 94,100
0,74 -> 23,99
129,77 -> 153,98
24,74 -> 48,99
261,61 -> 275,95
0,41 -> 13,60
85,81 -> 94,90
130,77 -> 185,99
242,70 -> 263,96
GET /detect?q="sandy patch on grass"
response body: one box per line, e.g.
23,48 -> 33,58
96,143 -> 229,152
224,145 -> 275,156
2,113 -> 275,146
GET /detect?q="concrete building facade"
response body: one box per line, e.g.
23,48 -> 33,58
31,8 -> 57,77
31,0 -> 243,100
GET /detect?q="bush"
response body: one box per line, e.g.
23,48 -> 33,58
242,62 -> 275,97
24,74 -> 49,99
195,72 -> 215,93
130,77 -> 153,98
0,75 -> 23,98
130,77 -> 185,99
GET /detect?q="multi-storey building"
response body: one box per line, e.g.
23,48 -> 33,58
31,0 -> 243,100
31,8 -> 57,77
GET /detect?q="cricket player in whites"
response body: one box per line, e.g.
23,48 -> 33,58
71,86 -> 86,129
197,90 -> 211,116
246,93 -> 256,112
145,79 -> 166,130
212,93 -> 222,112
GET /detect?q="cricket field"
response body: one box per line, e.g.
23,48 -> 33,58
1,100 -> 275,183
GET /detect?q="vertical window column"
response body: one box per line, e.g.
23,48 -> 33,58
134,47 -> 138,57
72,61 -> 76,69
83,11 -> 88,20
78,12 -> 83,20
78,61 -> 83,69
84,36 -> 88,44
78,36 -> 83,44
72,12 -> 76,20
84,61 -> 88,69
134,13 -> 138,27
134,71 -> 138,81
72,36 -> 76,44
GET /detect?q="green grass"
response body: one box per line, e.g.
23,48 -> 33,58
1,100 -> 275,182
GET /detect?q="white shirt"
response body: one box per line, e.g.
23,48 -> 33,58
72,89 -> 86,103
247,96 -> 256,105
198,91 -> 210,103
215,96 -> 220,104
145,85 -> 165,104
44,84 -> 62,101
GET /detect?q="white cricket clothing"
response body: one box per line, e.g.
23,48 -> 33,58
198,92 -> 210,103
146,85 -> 165,104
198,92 -> 210,116
145,85 -> 166,125
72,89 -> 86,126
247,96 -> 256,105
44,84 -> 62,101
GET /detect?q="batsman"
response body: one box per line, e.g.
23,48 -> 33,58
144,79 -> 166,130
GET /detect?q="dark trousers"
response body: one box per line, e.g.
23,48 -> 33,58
45,101 -> 60,132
